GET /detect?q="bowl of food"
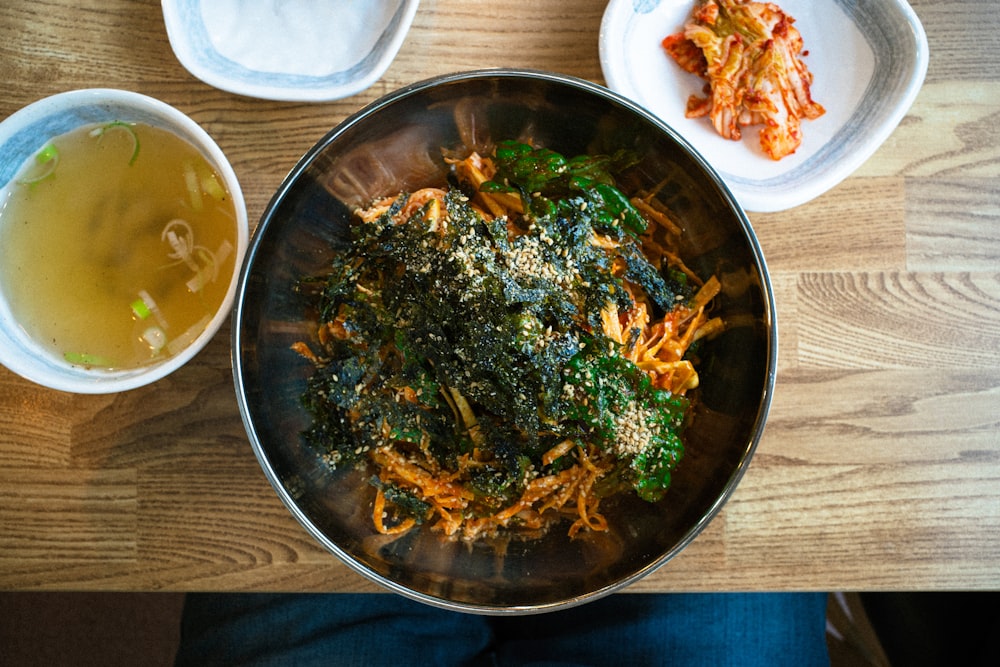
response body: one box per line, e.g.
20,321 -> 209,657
233,69 -> 775,613
600,0 -> 928,212
161,0 -> 421,102
0,89 -> 248,394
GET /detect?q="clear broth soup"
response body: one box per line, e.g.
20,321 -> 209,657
0,122 -> 237,371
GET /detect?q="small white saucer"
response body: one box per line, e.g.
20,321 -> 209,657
600,0 -> 928,212
162,0 -> 420,102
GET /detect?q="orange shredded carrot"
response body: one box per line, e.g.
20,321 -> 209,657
372,488 -> 417,535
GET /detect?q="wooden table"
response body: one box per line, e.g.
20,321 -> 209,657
1,0 -> 997,593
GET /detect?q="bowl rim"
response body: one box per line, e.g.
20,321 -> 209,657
232,68 -> 777,614
0,88 -> 249,394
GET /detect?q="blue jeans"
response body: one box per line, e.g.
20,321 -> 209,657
174,592 -> 830,667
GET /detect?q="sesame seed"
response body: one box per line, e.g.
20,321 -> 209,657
612,399 -> 659,456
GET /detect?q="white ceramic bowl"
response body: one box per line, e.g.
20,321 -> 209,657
161,0 -> 420,102
600,0 -> 929,212
0,89 -> 248,394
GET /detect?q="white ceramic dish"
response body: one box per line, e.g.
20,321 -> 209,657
600,0 -> 929,212
161,0 -> 420,102
0,89 -> 248,394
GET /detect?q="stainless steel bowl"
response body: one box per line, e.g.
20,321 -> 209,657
233,69 -> 776,614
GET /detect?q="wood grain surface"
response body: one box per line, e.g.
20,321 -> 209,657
1,0 -> 998,592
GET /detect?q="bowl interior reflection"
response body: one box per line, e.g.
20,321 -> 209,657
234,70 -> 774,613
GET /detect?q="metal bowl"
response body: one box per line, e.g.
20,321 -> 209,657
233,69 -> 775,614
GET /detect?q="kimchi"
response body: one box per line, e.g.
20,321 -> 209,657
663,0 -> 825,160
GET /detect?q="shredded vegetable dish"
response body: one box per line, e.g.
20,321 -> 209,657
293,141 -> 723,542
662,0 -> 825,160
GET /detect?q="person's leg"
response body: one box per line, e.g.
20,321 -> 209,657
491,592 -> 830,667
174,592 -> 493,667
